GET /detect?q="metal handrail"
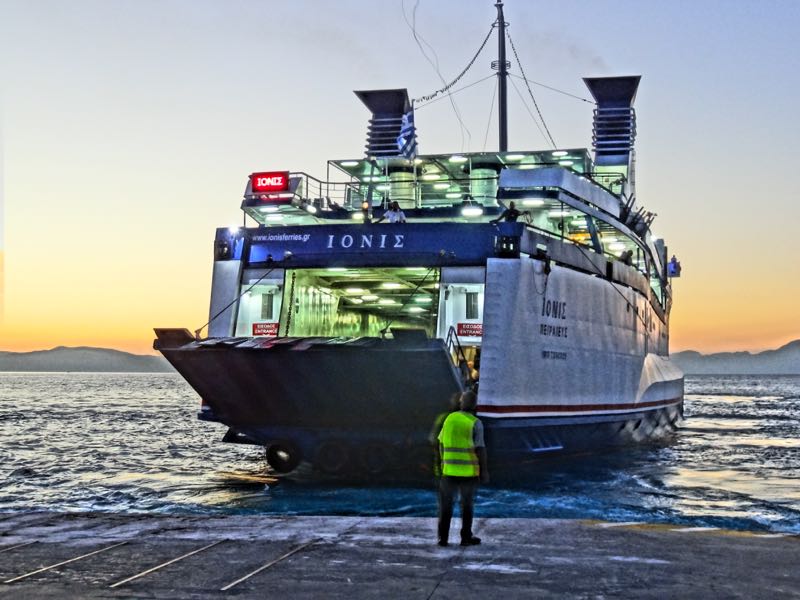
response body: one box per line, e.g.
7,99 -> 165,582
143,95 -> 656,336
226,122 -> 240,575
445,326 -> 474,388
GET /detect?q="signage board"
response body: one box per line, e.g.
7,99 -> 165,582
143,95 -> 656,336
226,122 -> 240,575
250,171 -> 290,194
253,322 -> 279,336
457,322 -> 483,337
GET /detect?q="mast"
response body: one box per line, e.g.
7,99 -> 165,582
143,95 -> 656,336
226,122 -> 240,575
495,1 -> 508,151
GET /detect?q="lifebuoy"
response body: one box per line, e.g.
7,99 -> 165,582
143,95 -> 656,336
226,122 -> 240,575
265,442 -> 301,474
314,440 -> 351,475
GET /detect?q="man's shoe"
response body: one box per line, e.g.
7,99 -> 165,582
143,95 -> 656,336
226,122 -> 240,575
460,536 -> 481,546
437,540 -> 449,547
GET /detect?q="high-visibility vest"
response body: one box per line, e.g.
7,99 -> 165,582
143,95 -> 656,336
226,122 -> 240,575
439,411 -> 479,477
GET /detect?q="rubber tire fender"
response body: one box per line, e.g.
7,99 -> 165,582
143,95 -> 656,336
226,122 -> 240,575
265,442 -> 302,474
314,440 -> 351,475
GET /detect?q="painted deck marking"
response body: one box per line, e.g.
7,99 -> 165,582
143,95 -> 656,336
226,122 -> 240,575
670,527 -> 720,533
597,522 -> 642,528
220,539 -> 319,591
0,542 -> 35,554
109,539 -> 225,588
4,541 -> 128,583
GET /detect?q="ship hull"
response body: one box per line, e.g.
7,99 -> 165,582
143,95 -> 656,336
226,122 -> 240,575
156,328 -> 683,482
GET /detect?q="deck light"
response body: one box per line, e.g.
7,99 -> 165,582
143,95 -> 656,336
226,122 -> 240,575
305,204 -> 318,214
461,206 -> 484,217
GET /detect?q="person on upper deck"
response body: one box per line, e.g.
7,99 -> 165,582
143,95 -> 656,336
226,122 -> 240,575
489,201 -> 528,224
374,201 -> 406,224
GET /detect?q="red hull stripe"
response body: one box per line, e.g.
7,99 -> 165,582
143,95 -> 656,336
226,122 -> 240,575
476,397 -> 683,414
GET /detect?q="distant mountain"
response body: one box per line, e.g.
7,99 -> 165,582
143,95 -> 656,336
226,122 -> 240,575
0,346 -> 173,373
671,340 -> 800,375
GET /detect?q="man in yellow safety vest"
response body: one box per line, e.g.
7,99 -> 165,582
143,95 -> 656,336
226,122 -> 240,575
436,390 -> 489,547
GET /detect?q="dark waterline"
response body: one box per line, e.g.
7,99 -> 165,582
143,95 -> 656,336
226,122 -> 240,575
1,373 -> 798,533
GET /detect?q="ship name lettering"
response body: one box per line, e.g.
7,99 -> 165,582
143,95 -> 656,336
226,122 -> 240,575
325,233 -> 405,250
541,298 -> 567,319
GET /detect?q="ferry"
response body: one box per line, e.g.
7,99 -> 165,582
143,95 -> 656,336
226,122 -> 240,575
155,2 -> 683,480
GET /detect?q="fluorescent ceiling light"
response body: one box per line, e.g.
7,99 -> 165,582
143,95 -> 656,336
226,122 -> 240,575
414,296 -> 433,303
351,213 -> 365,221
433,182 -> 450,190
228,226 -> 240,234
349,298 -> 363,304
378,298 -> 396,305
422,173 -> 441,181
259,206 -> 280,213
461,206 -> 484,217
381,282 -> 402,289
305,204 -> 318,214
340,160 -> 359,167
266,214 -> 283,221
559,160 -> 574,166
517,164 -> 536,170
552,150 -> 568,157
505,154 -> 525,161
345,288 -> 367,294
376,184 -> 390,191
446,192 -> 462,199
406,306 -> 426,313
361,294 -> 379,301
448,155 -> 468,163
609,242 -> 626,251
522,199 -> 544,207
548,210 -> 569,217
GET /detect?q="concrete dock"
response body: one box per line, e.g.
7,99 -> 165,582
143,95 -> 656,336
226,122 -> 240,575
0,512 -> 797,598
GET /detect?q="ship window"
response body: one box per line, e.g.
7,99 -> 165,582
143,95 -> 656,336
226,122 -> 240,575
261,293 -> 274,320
465,292 -> 479,319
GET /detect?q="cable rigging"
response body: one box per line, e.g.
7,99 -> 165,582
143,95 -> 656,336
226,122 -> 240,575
507,30 -> 557,148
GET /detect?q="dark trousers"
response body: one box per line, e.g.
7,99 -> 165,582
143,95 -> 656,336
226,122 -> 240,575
437,476 -> 479,543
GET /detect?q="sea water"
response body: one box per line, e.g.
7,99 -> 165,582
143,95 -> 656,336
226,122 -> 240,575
0,373 -> 798,533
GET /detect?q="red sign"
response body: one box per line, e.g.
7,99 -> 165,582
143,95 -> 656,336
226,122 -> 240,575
253,322 -> 279,336
251,171 -> 290,193
457,322 -> 483,337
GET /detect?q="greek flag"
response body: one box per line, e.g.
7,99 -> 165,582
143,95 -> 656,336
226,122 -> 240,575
396,110 -> 417,159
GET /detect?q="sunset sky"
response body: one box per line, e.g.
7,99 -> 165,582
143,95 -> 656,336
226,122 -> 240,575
1,0 -> 798,355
